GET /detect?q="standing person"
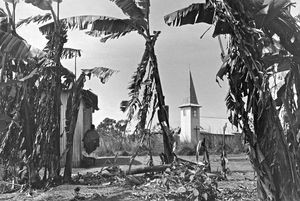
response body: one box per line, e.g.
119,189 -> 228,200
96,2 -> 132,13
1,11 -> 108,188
83,124 -> 99,155
196,138 -> 211,172
221,150 -> 229,179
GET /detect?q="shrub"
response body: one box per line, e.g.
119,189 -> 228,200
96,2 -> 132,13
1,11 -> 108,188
177,142 -> 196,156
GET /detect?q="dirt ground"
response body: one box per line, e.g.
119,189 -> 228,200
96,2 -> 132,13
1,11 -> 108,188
0,154 -> 257,201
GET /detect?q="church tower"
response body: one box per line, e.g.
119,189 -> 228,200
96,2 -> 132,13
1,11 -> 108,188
179,71 -> 201,144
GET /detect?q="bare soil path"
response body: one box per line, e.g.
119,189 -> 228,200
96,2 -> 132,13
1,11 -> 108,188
0,154 -> 257,201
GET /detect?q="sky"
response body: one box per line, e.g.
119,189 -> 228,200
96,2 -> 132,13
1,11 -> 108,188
2,0 -> 299,134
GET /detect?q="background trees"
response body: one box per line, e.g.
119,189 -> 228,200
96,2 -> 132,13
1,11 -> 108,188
165,0 -> 300,200
97,118 -> 127,139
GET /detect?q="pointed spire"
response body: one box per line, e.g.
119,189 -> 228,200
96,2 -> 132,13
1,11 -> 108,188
189,71 -> 199,105
179,70 -> 201,108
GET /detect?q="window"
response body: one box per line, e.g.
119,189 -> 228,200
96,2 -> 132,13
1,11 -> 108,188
193,109 -> 197,117
183,109 -> 186,116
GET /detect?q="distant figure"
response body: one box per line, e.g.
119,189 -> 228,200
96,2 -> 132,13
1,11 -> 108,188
196,138 -> 211,172
221,150 -> 229,178
83,124 -> 99,155
172,127 -> 181,153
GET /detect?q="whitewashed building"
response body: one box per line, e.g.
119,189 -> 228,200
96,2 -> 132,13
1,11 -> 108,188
179,71 -> 202,144
60,90 -> 98,167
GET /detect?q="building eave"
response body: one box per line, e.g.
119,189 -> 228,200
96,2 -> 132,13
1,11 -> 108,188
179,103 -> 202,108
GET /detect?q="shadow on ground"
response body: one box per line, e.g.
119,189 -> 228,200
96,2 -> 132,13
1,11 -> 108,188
82,156 -> 142,168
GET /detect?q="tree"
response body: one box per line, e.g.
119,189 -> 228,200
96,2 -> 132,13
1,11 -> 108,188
0,0 -> 117,185
0,0 -> 69,185
63,67 -> 117,182
97,118 -> 127,138
96,118 -> 127,150
39,0 -> 174,163
97,118 -> 117,136
165,0 -> 300,200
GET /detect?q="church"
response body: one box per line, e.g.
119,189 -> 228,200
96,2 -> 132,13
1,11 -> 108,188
179,71 -> 202,144
178,71 -> 244,152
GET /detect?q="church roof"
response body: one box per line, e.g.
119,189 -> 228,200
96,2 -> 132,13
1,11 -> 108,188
179,71 -> 201,108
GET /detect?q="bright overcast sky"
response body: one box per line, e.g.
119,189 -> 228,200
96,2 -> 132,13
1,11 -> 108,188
2,0 -> 299,133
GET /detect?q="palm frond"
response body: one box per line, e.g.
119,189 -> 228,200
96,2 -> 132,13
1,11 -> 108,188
61,47 -> 81,59
24,0 -> 53,10
225,91 -> 236,111
65,15 -> 120,30
39,15 -> 102,35
135,0 -> 150,17
164,3 -> 215,27
39,15 -> 134,36
128,47 -> 150,98
17,13 -> 52,28
84,18 -> 137,42
98,32 -> 132,42
81,67 -> 118,84
90,18 -> 136,35
0,30 -> 45,60
3,0 -> 20,4
110,0 -> 145,20
0,8 -> 6,17
0,9 -> 10,32
120,47 -> 150,120
120,98 -> 141,121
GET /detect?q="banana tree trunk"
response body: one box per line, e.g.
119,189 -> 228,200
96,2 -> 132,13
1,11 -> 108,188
248,96 -> 300,201
50,41 -> 62,180
21,93 -> 40,186
63,74 -> 84,182
147,33 -> 174,163
48,20 -> 67,180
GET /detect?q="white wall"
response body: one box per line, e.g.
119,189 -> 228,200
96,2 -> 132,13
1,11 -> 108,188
60,92 -> 93,167
180,106 -> 200,145
180,107 -> 191,142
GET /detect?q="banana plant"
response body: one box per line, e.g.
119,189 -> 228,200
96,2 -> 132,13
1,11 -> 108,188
0,0 -> 82,185
6,1 -> 117,183
39,0 -> 175,164
23,0 -> 65,181
63,67 -> 117,182
0,0 -> 51,186
165,0 -> 300,200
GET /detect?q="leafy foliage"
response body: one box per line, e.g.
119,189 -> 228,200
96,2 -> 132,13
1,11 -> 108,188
81,67 -> 119,84
0,0 -> 119,185
109,0 -> 145,20
0,30 -> 45,60
0,1 -> 70,185
17,13 -> 52,28
132,162 -> 218,201
164,3 -> 215,27
97,118 -> 127,139
60,47 -> 81,59
89,18 -> 138,42
24,0 -> 53,11
135,0 -> 150,17
41,1 -> 173,163
165,0 -> 300,200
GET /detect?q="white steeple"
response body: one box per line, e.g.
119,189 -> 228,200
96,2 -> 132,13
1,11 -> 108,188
179,70 -> 201,144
